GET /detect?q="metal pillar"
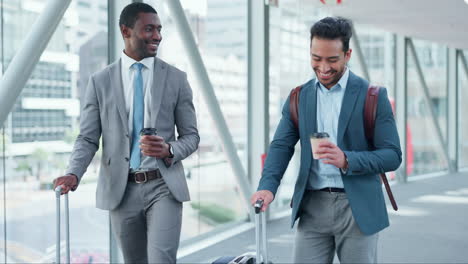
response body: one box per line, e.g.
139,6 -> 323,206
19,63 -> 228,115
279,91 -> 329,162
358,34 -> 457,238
395,36 -> 407,182
108,0 -> 128,63
407,39 -> 454,173
1,1 -> 6,261
458,51 -> 468,170
108,0 -> 131,262
459,51 -> 468,79
384,33 -> 395,97
0,0 -> 72,125
164,0 -> 253,220
351,26 -> 370,81
248,0 -> 269,209
447,48 -> 458,172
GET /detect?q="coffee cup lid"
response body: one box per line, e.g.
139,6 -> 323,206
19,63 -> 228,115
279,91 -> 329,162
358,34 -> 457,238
311,132 -> 329,138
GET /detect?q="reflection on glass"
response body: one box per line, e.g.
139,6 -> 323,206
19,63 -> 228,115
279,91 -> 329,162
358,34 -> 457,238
407,40 -> 448,176
2,0 -> 109,262
144,0 -> 249,240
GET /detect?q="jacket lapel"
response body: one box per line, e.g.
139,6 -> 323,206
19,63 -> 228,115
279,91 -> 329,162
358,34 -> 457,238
299,80 -> 317,176
337,71 -> 360,146
108,59 -> 129,134
149,58 -> 168,127
302,80 -> 317,138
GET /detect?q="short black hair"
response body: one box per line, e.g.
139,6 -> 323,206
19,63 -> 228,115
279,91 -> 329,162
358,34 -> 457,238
119,2 -> 157,28
310,17 -> 353,52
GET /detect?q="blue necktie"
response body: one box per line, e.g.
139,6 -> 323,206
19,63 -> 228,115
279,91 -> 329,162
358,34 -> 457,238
130,63 -> 144,170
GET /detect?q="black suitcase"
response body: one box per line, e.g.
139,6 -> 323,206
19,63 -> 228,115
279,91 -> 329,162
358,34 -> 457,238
212,200 -> 270,264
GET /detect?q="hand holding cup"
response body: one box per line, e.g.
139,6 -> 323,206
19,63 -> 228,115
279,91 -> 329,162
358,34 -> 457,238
310,132 -> 330,159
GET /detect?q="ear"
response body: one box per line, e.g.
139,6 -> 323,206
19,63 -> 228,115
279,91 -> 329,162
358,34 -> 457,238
120,25 -> 131,39
345,48 -> 352,62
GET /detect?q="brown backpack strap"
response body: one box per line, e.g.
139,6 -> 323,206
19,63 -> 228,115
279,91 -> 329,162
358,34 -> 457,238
381,173 -> 398,210
289,86 -> 302,129
364,86 -> 380,143
364,85 -> 398,211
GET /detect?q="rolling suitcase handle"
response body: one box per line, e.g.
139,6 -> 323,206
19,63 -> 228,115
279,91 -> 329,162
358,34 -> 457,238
254,200 -> 268,264
212,201 -> 270,264
55,186 -> 70,264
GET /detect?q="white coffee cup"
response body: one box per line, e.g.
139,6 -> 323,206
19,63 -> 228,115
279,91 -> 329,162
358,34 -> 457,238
310,132 -> 330,159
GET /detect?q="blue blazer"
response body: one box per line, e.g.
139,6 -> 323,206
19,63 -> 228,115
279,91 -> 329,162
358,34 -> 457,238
258,71 -> 402,235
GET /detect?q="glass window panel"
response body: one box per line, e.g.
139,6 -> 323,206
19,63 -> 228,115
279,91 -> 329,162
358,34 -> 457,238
144,0 -> 249,240
350,26 -> 396,98
2,0 -> 110,262
406,40 -> 449,176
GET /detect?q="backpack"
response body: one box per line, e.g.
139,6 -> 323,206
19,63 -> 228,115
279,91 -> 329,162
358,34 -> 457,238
289,85 -> 398,211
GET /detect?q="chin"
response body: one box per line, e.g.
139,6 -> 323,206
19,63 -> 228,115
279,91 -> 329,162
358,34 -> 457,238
142,53 -> 156,59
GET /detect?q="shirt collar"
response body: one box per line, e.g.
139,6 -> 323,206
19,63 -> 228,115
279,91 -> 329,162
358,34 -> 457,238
121,50 -> 154,71
315,67 -> 350,92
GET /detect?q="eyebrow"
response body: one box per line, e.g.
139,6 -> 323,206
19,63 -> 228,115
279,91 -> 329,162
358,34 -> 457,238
312,54 -> 340,60
144,24 -> 162,29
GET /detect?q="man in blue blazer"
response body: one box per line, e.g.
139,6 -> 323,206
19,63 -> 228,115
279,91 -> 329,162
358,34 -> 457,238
251,17 -> 401,263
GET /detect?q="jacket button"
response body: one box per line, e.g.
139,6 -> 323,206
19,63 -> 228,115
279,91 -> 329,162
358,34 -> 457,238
126,134 -> 129,138
125,157 -> 129,162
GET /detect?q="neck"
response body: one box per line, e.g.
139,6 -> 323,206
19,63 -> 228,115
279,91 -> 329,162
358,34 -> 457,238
123,49 -> 143,61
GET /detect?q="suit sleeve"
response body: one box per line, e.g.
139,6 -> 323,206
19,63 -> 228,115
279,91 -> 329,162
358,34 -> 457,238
342,88 -> 402,175
164,72 -> 200,167
257,94 -> 300,197
66,75 -> 101,183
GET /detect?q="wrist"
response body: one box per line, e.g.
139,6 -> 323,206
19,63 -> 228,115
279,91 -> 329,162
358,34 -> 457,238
66,173 -> 78,182
167,143 -> 174,158
341,153 -> 349,171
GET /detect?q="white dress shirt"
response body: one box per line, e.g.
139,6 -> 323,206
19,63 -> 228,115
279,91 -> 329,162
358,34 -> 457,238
121,51 -> 158,171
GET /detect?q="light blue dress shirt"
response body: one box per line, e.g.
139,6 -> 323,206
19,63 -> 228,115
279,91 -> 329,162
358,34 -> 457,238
307,67 -> 350,190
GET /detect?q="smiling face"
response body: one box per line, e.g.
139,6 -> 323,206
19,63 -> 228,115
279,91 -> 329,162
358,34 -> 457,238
121,12 -> 162,61
310,37 -> 351,89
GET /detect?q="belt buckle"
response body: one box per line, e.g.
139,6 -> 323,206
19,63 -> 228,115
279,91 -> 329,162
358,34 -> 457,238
134,171 -> 148,183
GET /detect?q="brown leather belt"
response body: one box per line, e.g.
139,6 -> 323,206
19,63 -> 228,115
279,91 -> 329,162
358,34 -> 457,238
128,169 -> 162,183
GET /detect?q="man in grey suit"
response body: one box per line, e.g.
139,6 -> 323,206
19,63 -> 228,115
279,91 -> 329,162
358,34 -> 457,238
53,3 -> 199,263
251,17 -> 401,263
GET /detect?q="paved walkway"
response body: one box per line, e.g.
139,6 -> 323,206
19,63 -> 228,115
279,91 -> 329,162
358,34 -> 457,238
179,172 -> 468,263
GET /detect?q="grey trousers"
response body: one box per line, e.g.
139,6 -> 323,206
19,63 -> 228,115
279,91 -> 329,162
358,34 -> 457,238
110,178 -> 182,264
293,191 -> 378,264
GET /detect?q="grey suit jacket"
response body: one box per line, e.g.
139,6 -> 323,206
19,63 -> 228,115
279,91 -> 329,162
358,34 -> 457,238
66,57 -> 200,210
